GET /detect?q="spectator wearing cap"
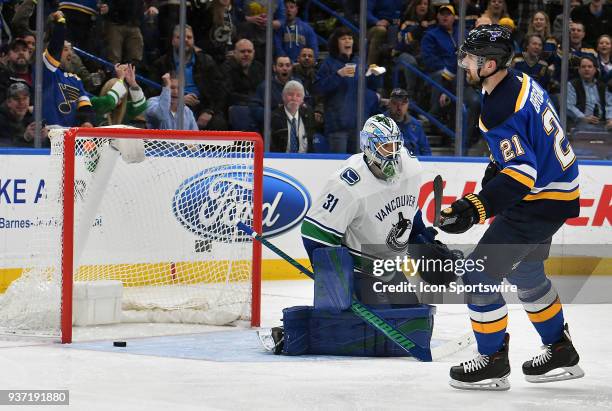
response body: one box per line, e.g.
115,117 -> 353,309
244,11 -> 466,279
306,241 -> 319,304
0,38 -> 33,103
274,0 -> 319,63
270,80 -> 319,153
384,88 -> 431,156
570,0 -> 611,48
420,4 -> 460,116
365,0 -> 405,67
0,83 -> 45,147
567,55 -> 612,132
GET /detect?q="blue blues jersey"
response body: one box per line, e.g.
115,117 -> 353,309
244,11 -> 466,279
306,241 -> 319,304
478,69 -> 579,220
41,21 -> 92,127
43,52 -> 91,127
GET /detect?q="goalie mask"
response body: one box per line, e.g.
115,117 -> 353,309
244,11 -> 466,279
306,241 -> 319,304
360,115 -> 404,181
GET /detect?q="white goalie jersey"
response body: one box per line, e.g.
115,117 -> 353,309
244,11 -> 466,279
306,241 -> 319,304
301,148 -> 423,269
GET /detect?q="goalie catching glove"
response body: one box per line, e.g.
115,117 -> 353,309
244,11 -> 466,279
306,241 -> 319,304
439,193 -> 490,234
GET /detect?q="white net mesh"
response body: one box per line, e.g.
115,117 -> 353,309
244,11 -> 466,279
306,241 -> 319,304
0,129 -> 260,339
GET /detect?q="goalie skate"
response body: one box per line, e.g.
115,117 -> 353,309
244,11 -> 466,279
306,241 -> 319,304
257,327 -> 284,354
523,323 -> 585,383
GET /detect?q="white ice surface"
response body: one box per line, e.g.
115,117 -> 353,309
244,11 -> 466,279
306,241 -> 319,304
1,280 -> 611,411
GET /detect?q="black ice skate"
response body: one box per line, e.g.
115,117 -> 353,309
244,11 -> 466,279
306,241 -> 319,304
449,334 -> 511,391
523,323 -> 585,383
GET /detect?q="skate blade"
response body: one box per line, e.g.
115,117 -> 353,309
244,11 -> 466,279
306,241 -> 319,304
449,373 -> 511,391
256,330 -> 276,352
525,365 -> 585,383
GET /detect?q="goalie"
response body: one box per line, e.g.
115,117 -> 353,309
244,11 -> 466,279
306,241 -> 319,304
258,115 -> 454,356
300,114 -> 457,307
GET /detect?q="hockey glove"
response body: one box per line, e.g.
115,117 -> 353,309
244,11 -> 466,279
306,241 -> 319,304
481,160 -> 500,188
439,193 -> 489,234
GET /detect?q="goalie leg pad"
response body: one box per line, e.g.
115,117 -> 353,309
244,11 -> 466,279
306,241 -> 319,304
281,305 -> 435,356
313,247 -> 354,313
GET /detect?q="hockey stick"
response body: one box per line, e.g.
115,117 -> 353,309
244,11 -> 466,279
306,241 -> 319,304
237,222 -> 432,361
433,175 -> 443,227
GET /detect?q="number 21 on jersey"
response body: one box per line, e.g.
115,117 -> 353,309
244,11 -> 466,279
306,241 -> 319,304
542,103 -> 576,170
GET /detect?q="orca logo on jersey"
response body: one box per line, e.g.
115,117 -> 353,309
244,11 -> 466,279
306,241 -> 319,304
173,166 -> 310,241
386,212 -> 412,252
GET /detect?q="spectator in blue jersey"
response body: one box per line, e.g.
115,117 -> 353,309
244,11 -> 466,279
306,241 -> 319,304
313,26 -> 382,154
567,56 -> 612,132
236,0 -> 286,64
274,0 -> 318,63
512,34 -> 551,90
365,0 -> 405,67
145,72 -> 198,130
42,12 -> 94,128
420,4 -> 461,116
393,0 -> 435,99
385,88 -> 431,156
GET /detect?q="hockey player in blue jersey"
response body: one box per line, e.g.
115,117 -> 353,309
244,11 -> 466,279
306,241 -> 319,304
439,25 -> 584,390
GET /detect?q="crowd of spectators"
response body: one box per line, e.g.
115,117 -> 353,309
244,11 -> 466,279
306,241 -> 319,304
0,0 -> 609,154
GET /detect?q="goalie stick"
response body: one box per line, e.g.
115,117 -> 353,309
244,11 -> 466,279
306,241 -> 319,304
239,222 -> 437,361
433,175 -> 443,228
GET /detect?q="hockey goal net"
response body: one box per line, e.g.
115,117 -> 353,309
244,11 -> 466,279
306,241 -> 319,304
0,127 -> 263,343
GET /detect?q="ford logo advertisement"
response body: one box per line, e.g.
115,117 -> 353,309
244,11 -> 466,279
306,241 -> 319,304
173,165 -> 311,241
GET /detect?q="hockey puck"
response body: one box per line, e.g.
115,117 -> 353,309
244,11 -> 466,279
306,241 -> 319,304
113,341 -> 127,347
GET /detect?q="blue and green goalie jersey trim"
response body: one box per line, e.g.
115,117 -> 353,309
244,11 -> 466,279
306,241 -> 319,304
478,69 -> 579,220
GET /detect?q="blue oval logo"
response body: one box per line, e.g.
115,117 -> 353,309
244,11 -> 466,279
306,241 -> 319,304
173,165 -> 310,241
